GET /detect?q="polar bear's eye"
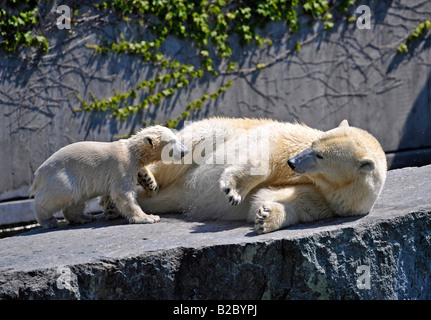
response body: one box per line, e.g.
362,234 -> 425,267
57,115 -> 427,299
316,153 -> 324,160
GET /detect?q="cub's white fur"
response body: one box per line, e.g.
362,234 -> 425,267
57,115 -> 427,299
30,125 -> 187,228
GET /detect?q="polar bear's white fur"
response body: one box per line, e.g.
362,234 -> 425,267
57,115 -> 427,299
136,117 -> 387,233
30,125 -> 187,228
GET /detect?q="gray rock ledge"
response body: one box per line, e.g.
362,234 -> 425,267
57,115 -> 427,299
0,165 -> 430,300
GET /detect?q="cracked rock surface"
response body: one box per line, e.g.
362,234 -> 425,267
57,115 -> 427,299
0,165 -> 430,299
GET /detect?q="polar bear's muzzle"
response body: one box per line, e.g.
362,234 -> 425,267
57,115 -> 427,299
171,140 -> 189,161
161,139 -> 189,163
288,147 -> 315,174
179,146 -> 189,159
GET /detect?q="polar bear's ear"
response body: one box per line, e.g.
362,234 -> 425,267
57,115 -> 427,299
338,119 -> 349,128
359,158 -> 375,172
143,136 -> 154,148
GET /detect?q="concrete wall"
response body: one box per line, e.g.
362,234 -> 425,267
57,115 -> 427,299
1,0 -> 431,201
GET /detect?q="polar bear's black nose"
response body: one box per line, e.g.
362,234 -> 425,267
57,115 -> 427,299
287,159 -> 295,170
180,146 -> 189,158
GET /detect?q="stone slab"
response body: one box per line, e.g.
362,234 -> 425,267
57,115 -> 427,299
0,198 -> 102,227
0,165 -> 430,299
0,200 -> 35,225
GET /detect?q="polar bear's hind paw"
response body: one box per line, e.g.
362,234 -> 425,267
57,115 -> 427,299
254,202 -> 286,234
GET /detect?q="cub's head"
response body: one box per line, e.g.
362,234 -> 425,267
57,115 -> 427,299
288,120 -> 387,216
133,125 -> 188,163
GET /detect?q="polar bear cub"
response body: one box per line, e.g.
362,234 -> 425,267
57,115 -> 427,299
30,125 -> 188,228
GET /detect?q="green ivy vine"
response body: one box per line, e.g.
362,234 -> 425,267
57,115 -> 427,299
0,0 -> 48,52
77,0 -> 361,127
1,0 -> 360,128
397,19 -> 431,54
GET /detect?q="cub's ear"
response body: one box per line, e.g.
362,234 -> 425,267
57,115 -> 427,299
359,158 -> 375,172
143,136 -> 154,148
338,119 -> 349,128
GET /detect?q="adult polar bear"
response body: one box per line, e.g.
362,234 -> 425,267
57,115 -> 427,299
136,117 -> 387,233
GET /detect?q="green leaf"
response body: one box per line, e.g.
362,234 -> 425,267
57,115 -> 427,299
227,62 -> 238,72
324,21 -> 334,30
256,63 -> 266,69
322,12 -> 332,21
200,50 -> 209,57
165,12 -> 173,21
303,3 -> 312,11
162,74 -> 171,84
182,110 -> 190,118
397,43 -> 408,54
162,88 -> 174,96
23,31 -> 32,45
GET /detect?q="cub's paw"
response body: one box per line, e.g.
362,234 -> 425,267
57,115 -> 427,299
254,201 -> 285,234
137,171 -> 159,198
220,179 -> 242,206
129,213 -> 161,224
67,214 -> 94,225
99,196 -> 121,220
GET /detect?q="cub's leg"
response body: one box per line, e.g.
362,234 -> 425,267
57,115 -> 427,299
250,185 -> 332,234
100,167 -> 159,220
62,202 -> 92,225
34,201 -> 59,228
220,164 -> 268,205
111,188 -> 160,224
219,127 -> 271,205
137,167 -> 159,198
34,191 -> 71,228
99,195 -> 121,220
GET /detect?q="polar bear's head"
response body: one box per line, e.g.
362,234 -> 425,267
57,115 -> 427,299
287,120 -> 387,216
132,125 -> 188,163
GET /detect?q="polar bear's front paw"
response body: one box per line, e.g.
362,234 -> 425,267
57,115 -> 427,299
254,201 -> 285,234
137,171 -> 159,198
220,179 -> 242,205
130,213 -> 161,224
